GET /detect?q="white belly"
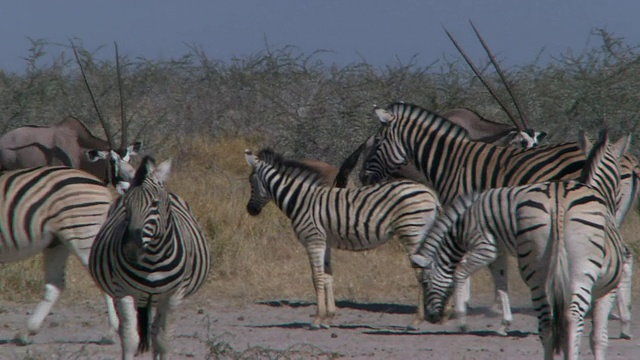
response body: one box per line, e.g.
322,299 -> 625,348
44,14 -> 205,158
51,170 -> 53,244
0,233 -> 54,263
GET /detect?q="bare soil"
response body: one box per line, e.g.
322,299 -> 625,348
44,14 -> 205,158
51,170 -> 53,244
1,291 -> 638,360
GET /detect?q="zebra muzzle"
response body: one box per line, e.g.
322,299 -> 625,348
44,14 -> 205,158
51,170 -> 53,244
122,228 -> 145,263
246,202 -> 263,216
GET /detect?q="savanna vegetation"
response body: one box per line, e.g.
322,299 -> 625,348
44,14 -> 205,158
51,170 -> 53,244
1,29 -> 640,309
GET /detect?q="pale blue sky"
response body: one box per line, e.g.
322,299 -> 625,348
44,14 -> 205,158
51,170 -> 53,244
0,1 -> 638,73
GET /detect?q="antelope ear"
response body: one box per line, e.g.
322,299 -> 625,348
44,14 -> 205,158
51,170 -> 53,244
127,141 -> 143,157
375,108 -> 393,124
506,131 -> 519,144
85,149 -> 109,162
245,149 -> 257,167
536,131 -> 548,142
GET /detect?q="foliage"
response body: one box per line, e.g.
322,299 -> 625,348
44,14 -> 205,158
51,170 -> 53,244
1,29 -> 640,303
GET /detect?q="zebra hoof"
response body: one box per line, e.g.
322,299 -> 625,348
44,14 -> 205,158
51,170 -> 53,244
620,332 -> 632,340
320,324 -> 331,329
13,332 -> 30,346
457,324 -> 468,333
98,336 -> 117,345
405,324 -> 419,332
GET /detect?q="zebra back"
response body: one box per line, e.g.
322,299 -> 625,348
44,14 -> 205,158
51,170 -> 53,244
362,102 -> 586,204
245,148 -> 440,252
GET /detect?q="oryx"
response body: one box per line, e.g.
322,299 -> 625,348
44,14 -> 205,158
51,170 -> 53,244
0,42 -> 142,194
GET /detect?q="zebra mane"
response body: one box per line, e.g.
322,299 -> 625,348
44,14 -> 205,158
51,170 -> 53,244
387,102 -> 471,140
417,192 -> 478,259
578,129 -> 610,185
132,155 -> 156,187
257,148 -> 327,185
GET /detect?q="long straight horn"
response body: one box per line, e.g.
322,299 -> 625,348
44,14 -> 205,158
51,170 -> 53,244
442,26 -> 522,131
469,20 -> 530,130
71,41 -> 116,149
115,42 -> 127,148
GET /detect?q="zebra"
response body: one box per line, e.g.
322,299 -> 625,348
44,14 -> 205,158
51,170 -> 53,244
356,101 -> 637,337
89,156 -> 211,359
412,129 -> 629,359
0,166 -> 119,345
244,148 -> 440,330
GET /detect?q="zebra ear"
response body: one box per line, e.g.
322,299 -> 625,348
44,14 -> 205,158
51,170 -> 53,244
154,159 -> 172,183
375,108 -> 393,124
577,130 -> 592,155
611,133 -> 631,158
245,149 -> 257,167
410,254 -> 432,269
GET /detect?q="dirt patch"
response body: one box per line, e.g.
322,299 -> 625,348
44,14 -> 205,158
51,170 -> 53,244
1,292 -> 638,359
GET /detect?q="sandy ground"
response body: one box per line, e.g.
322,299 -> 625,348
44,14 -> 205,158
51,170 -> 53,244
0,291 -> 638,360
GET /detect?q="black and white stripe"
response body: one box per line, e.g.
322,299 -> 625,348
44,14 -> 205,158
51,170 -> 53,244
360,102 -> 637,334
0,166 -> 118,345
412,129 -> 629,358
89,156 -> 210,359
245,148 -> 440,330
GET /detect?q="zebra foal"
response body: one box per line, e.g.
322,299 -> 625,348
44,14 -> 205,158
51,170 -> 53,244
413,129 -> 629,359
244,148 -> 440,329
0,166 -> 119,345
89,156 -> 211,360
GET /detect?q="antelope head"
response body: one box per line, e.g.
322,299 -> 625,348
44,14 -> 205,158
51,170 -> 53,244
72,41 -> 144,191
443,21 -> 546,149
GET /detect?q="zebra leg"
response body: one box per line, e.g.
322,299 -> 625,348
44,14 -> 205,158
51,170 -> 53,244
488,253 -> 509,314
323,273 -> 336,328
494,289 -> 512,336
306,239 -> 330,329
407,267 -> 425,330
617,250 -> 633,339
590,292 -> 615,360
565,292 -> 591,360
323,246 -> 336,328
115,295 -> 140,360
451,274 -> 471,323
14,244 -> 69,345
487,255 -> 512,335
453,245 -> 499,333
151,297 -> 180,359
69,239 -> 119,344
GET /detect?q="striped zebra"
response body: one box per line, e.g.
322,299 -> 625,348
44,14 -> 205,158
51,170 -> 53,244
412,129 -> 629,359
356,101 -> 637,335
244,148 -> 440,329
89,156 -> 211,359
0,166 -> 119,345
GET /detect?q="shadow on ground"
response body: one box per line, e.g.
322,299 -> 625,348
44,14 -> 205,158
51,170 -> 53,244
256,299 -> 535,316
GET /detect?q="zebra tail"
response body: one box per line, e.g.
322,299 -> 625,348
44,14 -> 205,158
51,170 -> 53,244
544,208 -> 570,356
137,305 -> 151,354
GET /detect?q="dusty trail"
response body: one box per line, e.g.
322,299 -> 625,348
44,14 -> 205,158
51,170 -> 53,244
1,292 -> 638,359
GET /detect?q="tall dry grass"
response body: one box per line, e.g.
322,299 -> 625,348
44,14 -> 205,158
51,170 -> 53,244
0,137 -> 417,307
2,136 -> 640,308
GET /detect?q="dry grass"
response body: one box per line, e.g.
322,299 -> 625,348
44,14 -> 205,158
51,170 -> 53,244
1,136 -> 640,309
